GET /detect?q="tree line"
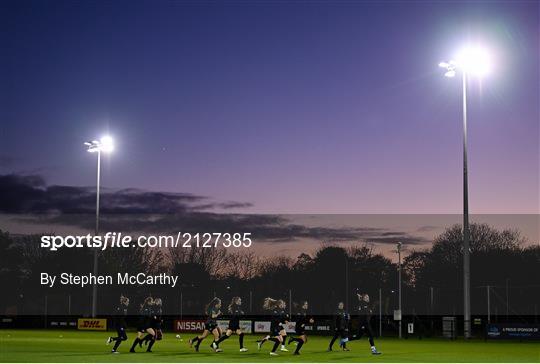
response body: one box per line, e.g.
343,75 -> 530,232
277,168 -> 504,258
0,223 -> 538,317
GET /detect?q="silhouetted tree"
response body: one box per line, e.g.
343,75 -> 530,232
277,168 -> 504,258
403,223 -> 539,316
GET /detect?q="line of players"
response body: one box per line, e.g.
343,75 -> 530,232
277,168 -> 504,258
106,292 -> 381,356
106,295 -> 164,353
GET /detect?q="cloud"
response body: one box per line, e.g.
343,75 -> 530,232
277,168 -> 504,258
416,225 -> 439,232
216,201 -> 254,209
15,211 -> 427,246
1,173 -> 428,246
0,173 -> 250,214
193,201 -> 254,210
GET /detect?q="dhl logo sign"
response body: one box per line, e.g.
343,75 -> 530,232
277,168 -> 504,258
77,318 -> 107,331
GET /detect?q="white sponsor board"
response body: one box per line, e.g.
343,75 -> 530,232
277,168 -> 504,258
216,320 -> 252,333
240,320 -> 252,333
254,321 -> 296,333
283,321 -> 296,333
254,321 -> 271,333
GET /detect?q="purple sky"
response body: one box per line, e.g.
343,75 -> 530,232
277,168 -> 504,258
2,0 -> 539,215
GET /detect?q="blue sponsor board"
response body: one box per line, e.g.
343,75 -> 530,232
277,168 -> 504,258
486,323 -> 540,340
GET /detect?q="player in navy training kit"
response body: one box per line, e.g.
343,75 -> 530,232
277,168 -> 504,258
141,297 -> 163,352
107,295 -> 129,353
328,301 -> 350,351
213,296 -> 248,352
129,297 -> 155,353
256,298 -> 289,355
189,297 -> 223,352
288,300 -> 314,355
340,293 -> 382,355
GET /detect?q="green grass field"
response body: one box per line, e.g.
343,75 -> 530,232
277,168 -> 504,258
0,330 -> 538,362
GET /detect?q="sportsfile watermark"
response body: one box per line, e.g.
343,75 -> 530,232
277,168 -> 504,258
40,232 -> 253,251
6,214 -> 539,315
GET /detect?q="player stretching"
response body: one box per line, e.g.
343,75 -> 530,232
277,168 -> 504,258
340,293 -> 382,355
129,297 -> 155,353
153,298 -> 164,342
276,299 -> 290,352
142,297 -> 163,352
189,297 -> 223,352
328,301 -> 350,351
213,297 -> 248,352
288,300 -> 314,355
106,295 -> 129,353
257,298 -> 289,355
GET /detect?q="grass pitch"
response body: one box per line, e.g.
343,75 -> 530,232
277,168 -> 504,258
0,330 -> 538,362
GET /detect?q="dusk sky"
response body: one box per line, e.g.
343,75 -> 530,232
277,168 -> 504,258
2,0 -> 539,215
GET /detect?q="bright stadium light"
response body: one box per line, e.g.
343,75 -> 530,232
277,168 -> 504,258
84,135 -> 114,317
455,45 -> 492,77
99,135 -> 114,153
439,60 -> 457,78
445,70 -> 456,78
438,43 -> 493,339
439,45 -> 492,78
85,136 -> 114,154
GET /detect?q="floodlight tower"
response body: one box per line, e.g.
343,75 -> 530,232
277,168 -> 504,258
397,242 -> 403,339
439,45 -> 492,339
84,136 -> 114,318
